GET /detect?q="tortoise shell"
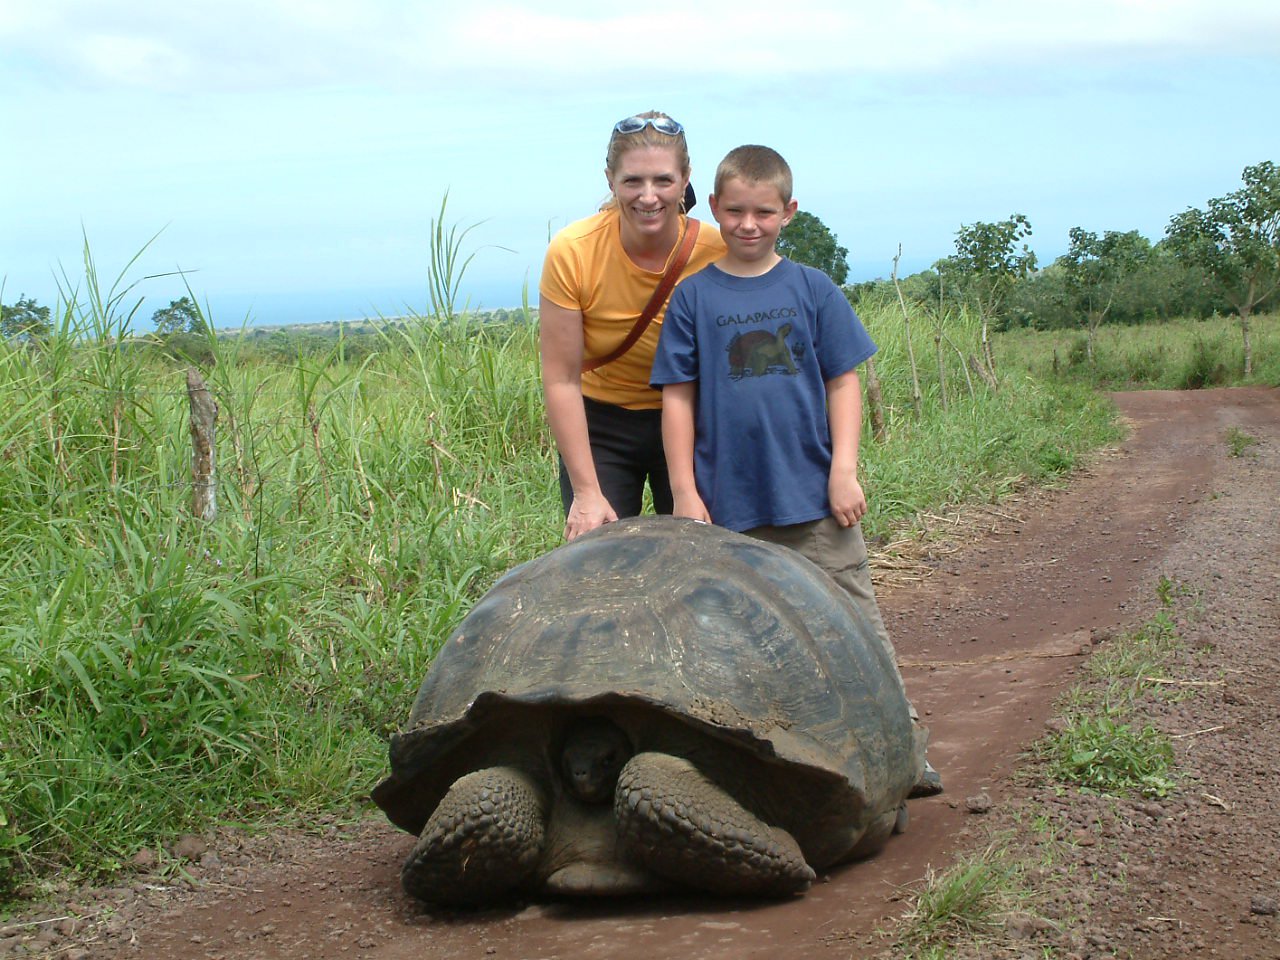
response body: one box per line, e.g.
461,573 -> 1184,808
373,515 -> 915,836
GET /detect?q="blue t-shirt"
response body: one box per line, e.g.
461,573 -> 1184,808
650,258 -> 876,532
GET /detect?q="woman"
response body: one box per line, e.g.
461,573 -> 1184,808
539,112 -> 726,540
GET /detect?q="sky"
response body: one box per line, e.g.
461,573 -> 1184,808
3,1 -> 1279,330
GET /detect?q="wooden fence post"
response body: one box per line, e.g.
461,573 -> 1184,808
967,353 -> 999,392
863,357 -> 888,443
187,368 -> 218,522
891,244 -> 924,420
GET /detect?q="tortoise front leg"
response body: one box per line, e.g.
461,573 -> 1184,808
401,766 -> 546,905
614,752 -> 814,897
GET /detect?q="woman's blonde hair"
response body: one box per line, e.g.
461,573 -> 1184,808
601,110 -> 690,211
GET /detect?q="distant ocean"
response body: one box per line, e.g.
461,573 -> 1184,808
203,281 -> 529,330
116,260 -> 904,333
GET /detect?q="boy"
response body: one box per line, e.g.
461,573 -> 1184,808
650,144 -> 941,797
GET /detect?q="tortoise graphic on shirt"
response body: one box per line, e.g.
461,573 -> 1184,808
726,323 -> 798,379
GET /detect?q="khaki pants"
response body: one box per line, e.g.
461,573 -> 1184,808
747,516 -> 929,785
743,516 -> 914,713
746,516 -> 930,785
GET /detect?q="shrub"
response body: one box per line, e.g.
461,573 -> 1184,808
1177,336 -> 1228,389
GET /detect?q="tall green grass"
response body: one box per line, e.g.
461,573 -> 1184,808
998,312 -> 1280,389
854,294 -> 1122,531
1,245 -> 1124,898
1,246 -> 558,896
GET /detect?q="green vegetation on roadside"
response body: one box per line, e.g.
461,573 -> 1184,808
1039,588 -> 1185,799
886,844 -> 1042,959
1044,715 -> 1176,799
1225,426 -> 1261,457
0,248 -> 559,898
886,579 -> 1197,956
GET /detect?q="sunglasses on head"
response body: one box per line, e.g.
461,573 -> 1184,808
612,115 -> 684,138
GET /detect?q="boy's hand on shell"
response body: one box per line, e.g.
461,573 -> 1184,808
672,493 -> 712,525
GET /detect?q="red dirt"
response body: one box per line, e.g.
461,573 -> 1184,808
7,386 -> 1278,960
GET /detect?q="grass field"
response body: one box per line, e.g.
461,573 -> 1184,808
0,265 -> 1267,900
997,312 -> 1280,390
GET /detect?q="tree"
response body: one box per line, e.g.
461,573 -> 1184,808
936,214 -> 1037,380
0,295 -> 52,343
152,296 -> 204,335
1141,243 -> 1223,321
1005,262 -> 1072,330
1057,228 -> 1150,361
778,211 -> 849,284
1165,161 -> 1280,376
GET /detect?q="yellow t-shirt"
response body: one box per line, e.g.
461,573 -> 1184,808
540,209 -> 727,410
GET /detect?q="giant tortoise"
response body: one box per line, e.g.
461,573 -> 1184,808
372,515 -> 924,904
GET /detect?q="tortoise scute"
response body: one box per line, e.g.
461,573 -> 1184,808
373,515 -> 922,904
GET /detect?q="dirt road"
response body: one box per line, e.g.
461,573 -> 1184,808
13,387 -> 1279,960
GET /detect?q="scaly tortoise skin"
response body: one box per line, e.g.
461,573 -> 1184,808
372,515 -> 923,904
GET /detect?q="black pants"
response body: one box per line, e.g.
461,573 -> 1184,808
558,397 -> 673,518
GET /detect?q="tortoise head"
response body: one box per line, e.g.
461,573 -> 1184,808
560,716 -> 633,803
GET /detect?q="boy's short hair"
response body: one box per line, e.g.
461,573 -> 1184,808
714,145 -> 793,203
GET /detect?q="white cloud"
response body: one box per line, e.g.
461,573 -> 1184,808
0,1 -> 54,36
72,34 -> 191,86
3,0 -> 1278,92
